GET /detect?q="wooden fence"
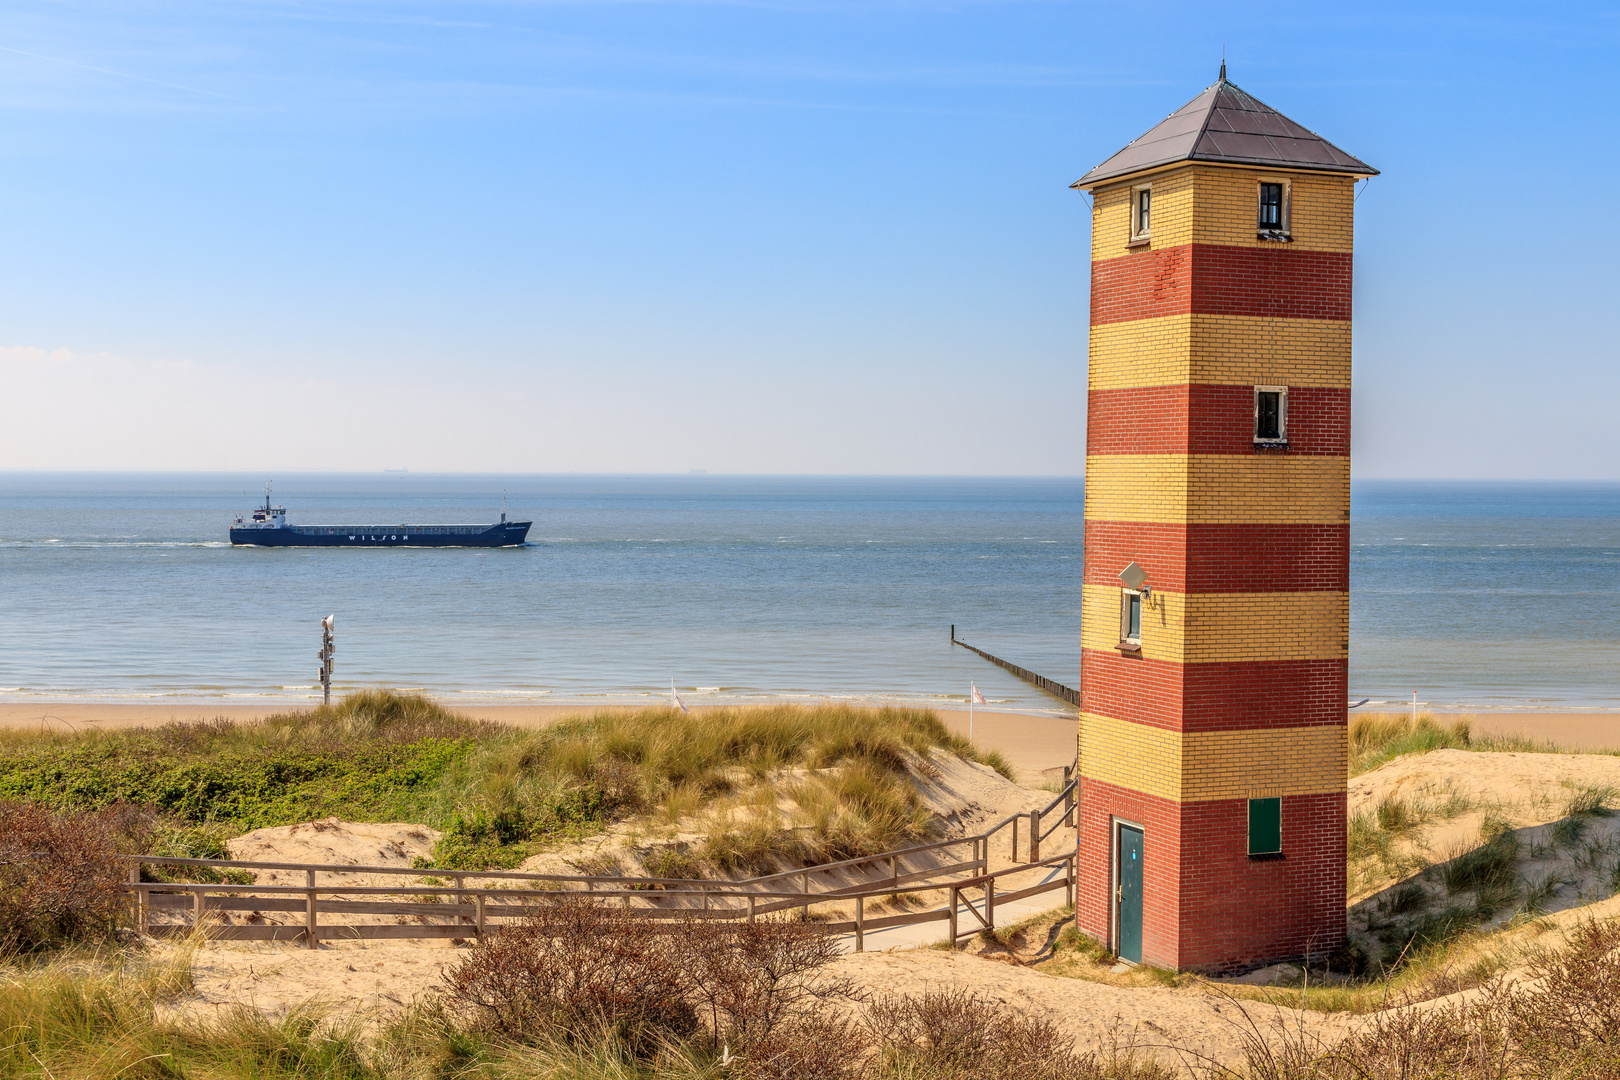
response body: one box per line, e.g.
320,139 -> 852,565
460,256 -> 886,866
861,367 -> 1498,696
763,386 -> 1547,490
126,773 -> 1078,952
950,626 -> 1080,707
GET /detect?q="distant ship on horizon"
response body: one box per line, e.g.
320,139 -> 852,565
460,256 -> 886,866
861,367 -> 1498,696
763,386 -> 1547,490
229,485 -> 531,548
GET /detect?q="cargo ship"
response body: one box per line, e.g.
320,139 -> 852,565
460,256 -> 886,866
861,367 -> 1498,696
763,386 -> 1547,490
229,486 -> 531,548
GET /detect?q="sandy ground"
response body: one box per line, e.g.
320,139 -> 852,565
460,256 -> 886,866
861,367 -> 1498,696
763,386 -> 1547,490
1466,711 -> 1620,752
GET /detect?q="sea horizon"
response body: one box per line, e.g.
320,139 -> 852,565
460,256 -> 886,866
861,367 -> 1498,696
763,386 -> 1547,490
2,473 -> 1617,713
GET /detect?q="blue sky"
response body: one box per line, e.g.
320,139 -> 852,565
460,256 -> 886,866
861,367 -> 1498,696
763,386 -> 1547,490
0,1 -> 1615,476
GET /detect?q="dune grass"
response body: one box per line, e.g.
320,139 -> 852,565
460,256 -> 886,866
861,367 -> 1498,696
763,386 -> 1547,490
0,691 -> 1005,874
1349,710 -> 1619,778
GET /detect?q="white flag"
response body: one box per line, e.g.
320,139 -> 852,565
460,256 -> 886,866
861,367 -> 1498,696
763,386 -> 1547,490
970,682 -> 987,706
671,679 -> 689,714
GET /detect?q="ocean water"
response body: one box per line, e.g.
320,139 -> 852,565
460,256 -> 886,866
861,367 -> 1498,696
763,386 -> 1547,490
0,475 -> 1615,713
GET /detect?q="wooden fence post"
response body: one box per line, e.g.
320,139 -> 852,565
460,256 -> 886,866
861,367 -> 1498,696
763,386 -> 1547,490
855,895 -> 865,953
194,889 -> 206,930
127,864 -> 143,933
475,893 -> 486,937
305,868 -> 318,950
1029,811 -> 1041,862
948,885 -> 959,946
1065,778 -> 1076,828
985,877 -> 995,935
1010,817 -> 1019,863
747,895 -> 756,923
1065,853 -> 1075,909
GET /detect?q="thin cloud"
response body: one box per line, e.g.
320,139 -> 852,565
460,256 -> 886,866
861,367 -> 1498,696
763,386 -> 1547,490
0,43 -> 237,100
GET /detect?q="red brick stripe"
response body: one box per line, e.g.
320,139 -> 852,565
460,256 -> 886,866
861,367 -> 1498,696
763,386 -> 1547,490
1080,650 -> 1347,732
1087,385 -> 1350,456
1176,793 -> 1346,971
1082,522 -> 1349,592
1090,244 -> 1352,325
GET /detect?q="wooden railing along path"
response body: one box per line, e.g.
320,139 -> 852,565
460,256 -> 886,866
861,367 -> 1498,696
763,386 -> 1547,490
126,772 -> 1078,953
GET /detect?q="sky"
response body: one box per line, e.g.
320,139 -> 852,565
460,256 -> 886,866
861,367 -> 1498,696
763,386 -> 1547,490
0,1 -> 1615,477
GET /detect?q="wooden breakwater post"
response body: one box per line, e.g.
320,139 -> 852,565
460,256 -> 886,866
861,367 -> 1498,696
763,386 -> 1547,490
950,626 -> 1079,707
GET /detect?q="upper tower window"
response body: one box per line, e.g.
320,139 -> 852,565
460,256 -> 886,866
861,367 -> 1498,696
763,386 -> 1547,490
1257,180 -> 1289,235
1130,184 -> 1152,242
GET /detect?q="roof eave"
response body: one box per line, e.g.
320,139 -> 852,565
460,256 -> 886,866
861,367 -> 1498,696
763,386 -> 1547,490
1071,155 -> 1379,192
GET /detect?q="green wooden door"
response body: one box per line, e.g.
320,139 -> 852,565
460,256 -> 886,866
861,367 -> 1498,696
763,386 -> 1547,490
1117,824 -> 1144,963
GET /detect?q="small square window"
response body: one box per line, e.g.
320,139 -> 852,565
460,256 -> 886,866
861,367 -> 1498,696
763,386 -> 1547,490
1130,185 -> 1152,241
1254,385 -> 1288,444
1119,589 -> 1142,644
1257,180 -> 1289,234
1248,797 -> 1281,856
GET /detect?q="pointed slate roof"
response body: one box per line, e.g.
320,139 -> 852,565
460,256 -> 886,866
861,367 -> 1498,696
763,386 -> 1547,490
1072,69 -> 1377,189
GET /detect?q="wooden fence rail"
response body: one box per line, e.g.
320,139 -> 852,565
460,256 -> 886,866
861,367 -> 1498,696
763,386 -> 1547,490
124,770 -> 1079,953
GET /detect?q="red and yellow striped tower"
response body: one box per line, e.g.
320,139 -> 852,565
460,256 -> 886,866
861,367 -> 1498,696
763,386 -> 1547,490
1070,69 -> 1377,972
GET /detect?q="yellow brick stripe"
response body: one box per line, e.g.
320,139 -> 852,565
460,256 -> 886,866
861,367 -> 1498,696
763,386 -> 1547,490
1080,712 -> 1181,801
1080,585 -> 1347,663
1080,712 -> 1346,802
1087,314 -> 1352,391
1091,165 -> 1354,260
1083,455 -> 1348,525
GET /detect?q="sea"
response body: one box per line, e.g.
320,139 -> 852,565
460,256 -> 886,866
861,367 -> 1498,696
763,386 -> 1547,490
0,475 -> 1616,714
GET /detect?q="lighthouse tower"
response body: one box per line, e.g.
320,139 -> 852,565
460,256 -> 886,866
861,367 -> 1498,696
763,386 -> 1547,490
1071,69 -> 1376,972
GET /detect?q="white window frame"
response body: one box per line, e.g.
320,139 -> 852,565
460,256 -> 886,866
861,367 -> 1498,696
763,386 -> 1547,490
1256,178 -> 1290,236
1119,588 -> 1143,645
1129,183 -> 1152,242
1254,385 -> 1289,444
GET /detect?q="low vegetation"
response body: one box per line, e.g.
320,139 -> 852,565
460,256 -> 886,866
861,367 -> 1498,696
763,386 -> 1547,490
10,897 -> 1620,1078
0,901 -> 1175,1080
0,691 -> 1006,874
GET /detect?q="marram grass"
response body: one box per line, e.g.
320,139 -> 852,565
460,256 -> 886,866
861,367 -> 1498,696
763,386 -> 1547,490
0,691 -> 1010,873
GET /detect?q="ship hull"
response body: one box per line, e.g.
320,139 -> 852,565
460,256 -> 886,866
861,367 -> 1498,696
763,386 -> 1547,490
230,522 -> 531,548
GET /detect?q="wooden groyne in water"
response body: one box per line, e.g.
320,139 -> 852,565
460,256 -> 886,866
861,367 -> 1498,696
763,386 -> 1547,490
950,625 -> 1079,707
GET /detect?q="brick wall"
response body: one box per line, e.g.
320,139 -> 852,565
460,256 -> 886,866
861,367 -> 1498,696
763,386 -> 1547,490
1077,158 -> 1353,973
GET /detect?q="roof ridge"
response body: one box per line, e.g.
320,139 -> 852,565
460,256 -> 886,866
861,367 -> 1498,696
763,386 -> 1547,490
1189,74 -> 1225,164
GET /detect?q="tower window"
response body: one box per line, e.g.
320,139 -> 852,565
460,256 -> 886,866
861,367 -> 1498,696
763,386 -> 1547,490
1129,184 -> 1152,241
1248,797 -> 1282,856
1254,385 -> 1288,444
1257,180 -> 1289,234
1120,589 -> 1142,645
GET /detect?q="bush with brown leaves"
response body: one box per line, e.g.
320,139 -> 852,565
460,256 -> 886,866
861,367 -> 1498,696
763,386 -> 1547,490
684,914 -> 859,1048
863,987 -> 1174,1080
441,894 -> 698,1048
0,801 -> 132,953
1232,919 -> 1620,1079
